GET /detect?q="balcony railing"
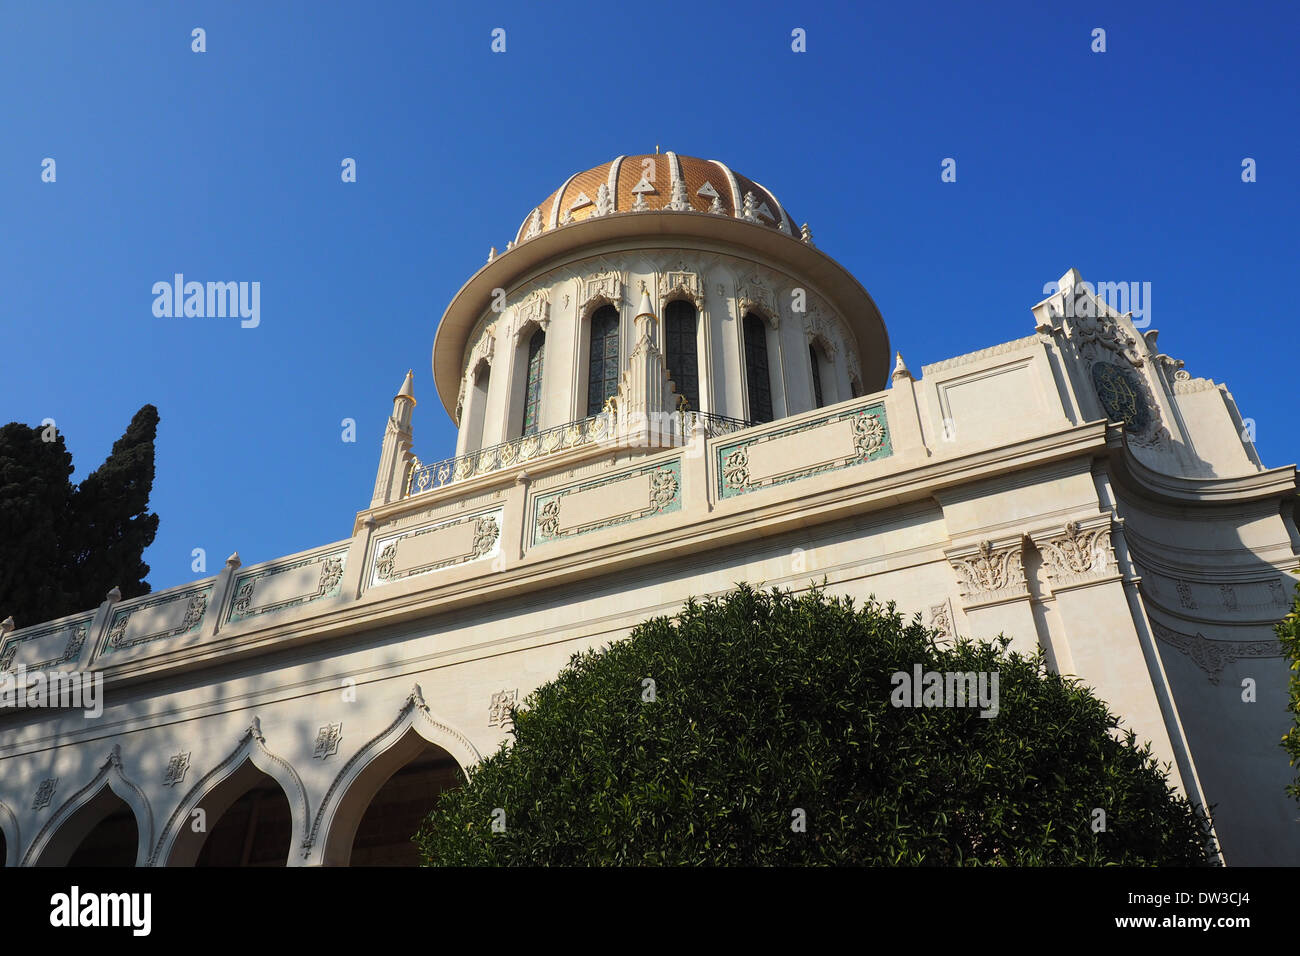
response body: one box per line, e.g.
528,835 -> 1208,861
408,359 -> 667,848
406,409 -> 754,496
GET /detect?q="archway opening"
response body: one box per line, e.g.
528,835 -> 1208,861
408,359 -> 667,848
349,744 -> 461,866
194,768 -> 292,867
39,786 -> 139,867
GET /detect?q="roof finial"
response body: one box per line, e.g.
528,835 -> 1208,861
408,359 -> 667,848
655,144 -> 660,154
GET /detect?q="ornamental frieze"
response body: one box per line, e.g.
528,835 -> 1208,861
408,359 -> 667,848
1150,620 -> 1283,685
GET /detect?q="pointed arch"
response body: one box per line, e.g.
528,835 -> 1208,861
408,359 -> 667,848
302,685 -> 481,866
150,717 -> 309,867
22,745 -> 153,867
0,800 -> 18,867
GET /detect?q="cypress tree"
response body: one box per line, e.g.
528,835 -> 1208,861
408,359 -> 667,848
0,421 -> 76,626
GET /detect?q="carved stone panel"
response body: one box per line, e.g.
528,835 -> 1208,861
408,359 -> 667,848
98,586 -> 214,658
370,508 -> 503,588
532,460 -> 681,546
228,552 -> 347,624
0,617 -> 93,673
946,539 -> 1028,604
716,405 -> 890,499
1033,519 -> 1118,588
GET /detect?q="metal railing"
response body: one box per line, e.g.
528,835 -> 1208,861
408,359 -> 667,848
406,409 -> 754,496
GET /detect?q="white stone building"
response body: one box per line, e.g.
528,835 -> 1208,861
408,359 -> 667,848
1,152 -> 1296,866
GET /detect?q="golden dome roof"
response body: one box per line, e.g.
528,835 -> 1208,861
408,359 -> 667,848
512,152 -> 794,246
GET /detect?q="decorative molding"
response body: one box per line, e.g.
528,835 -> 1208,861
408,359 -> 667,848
228,552 -> 347,624
0,616 -> 92,673
489,689 -> 519,729
716,405 -> 891,499
301,684 -> 482,859
1034,519 -> 1118,587
313,722 -> 343,759
1150,620 -> 1283,684
1177,580 -> 1198,610
23,745 -> 154,867
660,267 -> 703,309
512,289 -> 551,341
162,752 -> 191,787
150,716 -> 308,866
372,508 -> 502,587
921,335 -> 1042,376
736,273 -> 780,328
929,600 -> 954,643
947,539 -> 1027,602
582,271 -> 623,316
100,586 -> 213,657
532,459 -> 682,545
33,778 -> 57,811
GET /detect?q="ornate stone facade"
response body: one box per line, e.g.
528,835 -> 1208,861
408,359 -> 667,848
0,161 -> 1294,869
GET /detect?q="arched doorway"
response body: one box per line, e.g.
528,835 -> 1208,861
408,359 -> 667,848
166,760 -> 295,867
38,786 -> 140,867
348,741 -> 461,865
194,767 -> 292,867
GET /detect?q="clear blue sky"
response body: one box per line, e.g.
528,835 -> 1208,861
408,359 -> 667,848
2,0 -> 1296,595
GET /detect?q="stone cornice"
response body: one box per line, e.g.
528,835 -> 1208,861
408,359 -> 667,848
920,335 -> 1045,376
1106,424 -> 1297,507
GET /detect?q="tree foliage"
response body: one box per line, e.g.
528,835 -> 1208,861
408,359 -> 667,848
416,585 -> 1215,866
0,406 -> 160,626
1276,575 -> 1300,804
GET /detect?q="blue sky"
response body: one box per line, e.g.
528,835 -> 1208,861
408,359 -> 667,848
1,0 -> 1296,596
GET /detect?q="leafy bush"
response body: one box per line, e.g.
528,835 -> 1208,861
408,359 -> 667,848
416,585 -> 1215,865
1276,576 -> 1300,804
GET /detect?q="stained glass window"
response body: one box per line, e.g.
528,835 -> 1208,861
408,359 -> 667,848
744,313 -> 773,423
522,327 -> 545,436
587,305 -> 620,416
809,343 -> 825,408
664,300 -> 699,411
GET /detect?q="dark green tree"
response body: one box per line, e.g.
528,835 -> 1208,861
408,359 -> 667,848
1276,575 -> 1300,804
64,405 -> 160,610
0,406 -> 160,626
416,585 -> 1216,866
0,421 -> 76,625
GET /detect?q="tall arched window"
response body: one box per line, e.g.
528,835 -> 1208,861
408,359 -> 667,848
587,305 -> 620,416
743,313 -> 773,423
522,327 -> 545,437
664,300 -> 699,410
464,361 -> 490,449
809,343 -> 825,408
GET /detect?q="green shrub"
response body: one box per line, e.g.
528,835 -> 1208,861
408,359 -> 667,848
416,585 -> 1215,865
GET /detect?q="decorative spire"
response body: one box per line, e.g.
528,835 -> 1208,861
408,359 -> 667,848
487,246 -> 496,263
396,369 -> 416,404
800,222 -> 814,245
892,352 -> 912,381
636,282 -> 654,320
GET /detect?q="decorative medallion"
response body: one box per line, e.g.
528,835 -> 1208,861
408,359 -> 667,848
33,778 -> 57,811
313,723 -> 343,759
489,689 -> 519,729
162,752 -> 191,787
1091,362 -> 1151,433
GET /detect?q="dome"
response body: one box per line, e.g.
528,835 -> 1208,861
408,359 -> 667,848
511,153 -> 795,246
